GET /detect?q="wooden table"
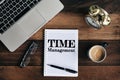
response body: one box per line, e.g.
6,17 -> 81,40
0,0 -> 120,80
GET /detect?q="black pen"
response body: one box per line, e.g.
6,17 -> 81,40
47,64 -> 77,74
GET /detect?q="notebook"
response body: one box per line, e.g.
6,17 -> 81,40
44,29 -> 78,77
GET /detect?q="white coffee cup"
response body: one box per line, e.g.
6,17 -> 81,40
88,45 -> 107,63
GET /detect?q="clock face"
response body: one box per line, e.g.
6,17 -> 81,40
0,0 -> 5,4
85,16 -> 101,29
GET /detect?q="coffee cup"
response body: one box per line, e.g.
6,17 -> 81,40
88,43 -> 108,63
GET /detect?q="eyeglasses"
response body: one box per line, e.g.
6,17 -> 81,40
19,42 -> 38,67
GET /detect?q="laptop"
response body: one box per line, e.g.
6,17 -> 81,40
0,0 -> 64,52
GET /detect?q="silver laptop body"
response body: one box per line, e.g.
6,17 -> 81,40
0,0 -> 64,52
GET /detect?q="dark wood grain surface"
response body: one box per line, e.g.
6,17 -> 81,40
0,0 -> 120,80
0,40 -> 120,66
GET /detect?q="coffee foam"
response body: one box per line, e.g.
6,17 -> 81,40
89,45 -> 106,63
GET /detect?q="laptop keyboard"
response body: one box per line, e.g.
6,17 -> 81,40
0,0 -> 41,34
